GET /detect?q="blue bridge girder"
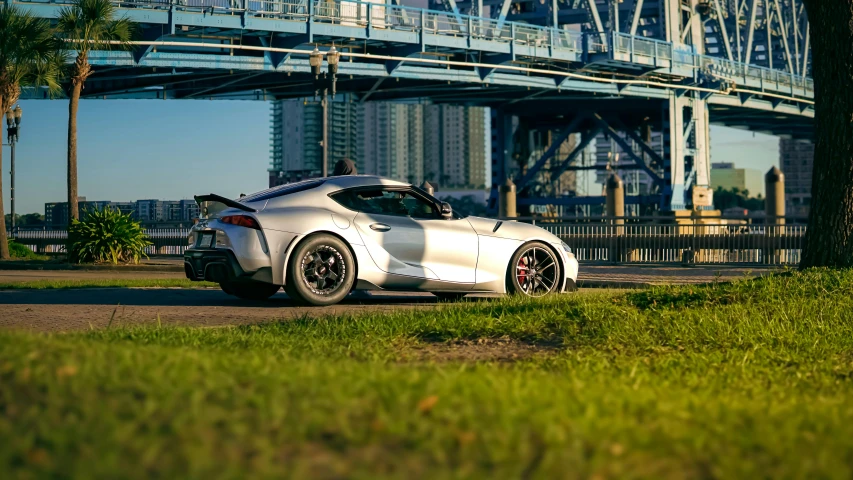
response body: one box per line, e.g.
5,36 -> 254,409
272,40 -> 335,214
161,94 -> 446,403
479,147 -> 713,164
14,0 -> 814,213
15,0 -> 812,112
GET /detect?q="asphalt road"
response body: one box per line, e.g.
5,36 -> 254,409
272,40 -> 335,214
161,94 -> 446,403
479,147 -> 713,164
0,288 -> 511,332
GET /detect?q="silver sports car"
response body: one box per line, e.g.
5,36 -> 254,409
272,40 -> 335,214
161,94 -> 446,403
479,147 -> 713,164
183,175 -> 579,306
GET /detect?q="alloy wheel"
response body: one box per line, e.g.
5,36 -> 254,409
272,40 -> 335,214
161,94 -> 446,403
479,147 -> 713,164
515,247 -> 559,297
300,245 -> 347,295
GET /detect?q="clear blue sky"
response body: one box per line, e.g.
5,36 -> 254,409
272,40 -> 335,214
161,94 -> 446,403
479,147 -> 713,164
2,99 -> 779,215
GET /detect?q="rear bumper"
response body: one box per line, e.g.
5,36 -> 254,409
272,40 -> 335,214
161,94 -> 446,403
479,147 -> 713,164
184,248 -> 246,283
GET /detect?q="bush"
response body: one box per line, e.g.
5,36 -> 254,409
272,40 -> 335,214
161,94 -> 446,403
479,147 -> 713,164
7,240 -> 45,260
68,207 -> 152,264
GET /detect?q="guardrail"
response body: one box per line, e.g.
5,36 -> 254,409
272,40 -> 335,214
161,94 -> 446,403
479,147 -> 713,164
18,0 -> 812,99
8,218 -> 806,265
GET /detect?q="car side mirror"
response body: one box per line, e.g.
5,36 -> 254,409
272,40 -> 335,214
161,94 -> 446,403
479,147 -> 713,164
440,202 -> 453,219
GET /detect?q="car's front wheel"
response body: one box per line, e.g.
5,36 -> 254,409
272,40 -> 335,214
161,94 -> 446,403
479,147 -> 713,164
506,242 -> 562,297
285,234 -> 355,306
220,281 -> 281,300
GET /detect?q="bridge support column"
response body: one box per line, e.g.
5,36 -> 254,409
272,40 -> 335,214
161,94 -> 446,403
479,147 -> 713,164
764,166 -> 786,263
606,173 -> 625,262
661,92 -> 712,212
499,179 -> 517,218
487,108 -> 516,214
765,167 -> 785,225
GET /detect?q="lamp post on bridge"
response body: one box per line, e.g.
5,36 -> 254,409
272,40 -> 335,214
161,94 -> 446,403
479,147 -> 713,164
309,45 -> 341,178
5,105 -> 22,234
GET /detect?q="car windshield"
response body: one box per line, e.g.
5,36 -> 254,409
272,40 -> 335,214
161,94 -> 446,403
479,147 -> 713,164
239,179 -> 325,203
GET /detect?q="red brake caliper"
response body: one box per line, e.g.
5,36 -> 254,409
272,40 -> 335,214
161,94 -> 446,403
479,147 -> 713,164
517,257 -> 528,286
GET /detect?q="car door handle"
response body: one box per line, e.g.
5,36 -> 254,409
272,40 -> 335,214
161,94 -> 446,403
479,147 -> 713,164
369,223 -> 391,232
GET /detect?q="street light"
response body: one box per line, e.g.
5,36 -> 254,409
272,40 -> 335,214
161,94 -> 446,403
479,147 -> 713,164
309,46 -> 322,99
327,45 -> 340,99
310,45 -> 342,178
5,105 -> 22,233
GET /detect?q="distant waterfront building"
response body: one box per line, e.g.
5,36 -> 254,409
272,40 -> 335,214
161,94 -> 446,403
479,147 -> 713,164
710,162 -> 764,198
779,139 -> 813,217
44,199 -> 199,227
268,99 -> 490,189
45,197 -> 110,226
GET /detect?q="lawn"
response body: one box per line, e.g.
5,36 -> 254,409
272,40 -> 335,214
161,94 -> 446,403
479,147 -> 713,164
2,270 -> 853,479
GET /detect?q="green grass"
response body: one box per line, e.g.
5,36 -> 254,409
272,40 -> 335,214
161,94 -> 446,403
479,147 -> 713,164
0,278 -> 217,290
3,270 -> 853,479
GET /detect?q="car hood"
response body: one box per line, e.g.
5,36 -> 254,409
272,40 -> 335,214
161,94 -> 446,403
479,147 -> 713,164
466,216 -> 562,244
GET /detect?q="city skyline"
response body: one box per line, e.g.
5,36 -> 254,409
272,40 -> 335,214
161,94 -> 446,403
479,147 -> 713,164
5,99 -> 783,215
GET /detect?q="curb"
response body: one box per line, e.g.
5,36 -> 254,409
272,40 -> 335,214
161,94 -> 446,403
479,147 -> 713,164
578,280 -> 654,289
0,262 -> 183,272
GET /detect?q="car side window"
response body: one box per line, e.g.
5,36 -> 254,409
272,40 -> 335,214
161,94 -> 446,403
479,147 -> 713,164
332,189 -> 439,219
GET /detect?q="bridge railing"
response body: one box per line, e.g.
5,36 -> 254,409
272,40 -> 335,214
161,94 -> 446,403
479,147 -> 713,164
9,218 -> 806,265
610,31 -> 813,95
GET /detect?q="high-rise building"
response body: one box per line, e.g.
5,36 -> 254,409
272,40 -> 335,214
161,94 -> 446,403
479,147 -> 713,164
359,102 -> 421,182
420,104 -> 489,189
268,97 -> 359,187
779,138 -> 813,217
269,100 -> 490,189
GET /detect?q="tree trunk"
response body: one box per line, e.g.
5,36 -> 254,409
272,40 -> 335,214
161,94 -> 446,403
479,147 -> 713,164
67,80 -> 82,226
0,94 -> 8,260
799,1 -> 853,268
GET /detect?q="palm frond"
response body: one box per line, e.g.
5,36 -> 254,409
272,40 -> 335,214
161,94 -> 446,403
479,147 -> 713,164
56,0 -> 137,55
0,5 -> 64,103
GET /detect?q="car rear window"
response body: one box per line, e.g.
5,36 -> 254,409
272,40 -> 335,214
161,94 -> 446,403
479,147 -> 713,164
239,179 -> 325,203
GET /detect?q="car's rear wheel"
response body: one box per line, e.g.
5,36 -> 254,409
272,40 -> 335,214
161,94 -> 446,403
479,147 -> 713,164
432,292 -> 468,302
285,234 -> 355,306
506,242 -> 561,297
220,281 -> 281,300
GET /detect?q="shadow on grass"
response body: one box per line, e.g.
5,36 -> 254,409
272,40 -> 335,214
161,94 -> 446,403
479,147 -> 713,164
0,287 -> 497,308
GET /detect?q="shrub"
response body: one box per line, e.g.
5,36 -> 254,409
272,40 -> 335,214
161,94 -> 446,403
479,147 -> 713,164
7,240 -> 45,260
68,207 -> 152,264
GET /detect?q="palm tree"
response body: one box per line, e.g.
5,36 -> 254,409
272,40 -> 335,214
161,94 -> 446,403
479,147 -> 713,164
0,5 -> 64,260
57,0 -> 135,225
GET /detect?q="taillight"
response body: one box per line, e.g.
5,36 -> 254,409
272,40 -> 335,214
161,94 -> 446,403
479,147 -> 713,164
220,215 -> 261,230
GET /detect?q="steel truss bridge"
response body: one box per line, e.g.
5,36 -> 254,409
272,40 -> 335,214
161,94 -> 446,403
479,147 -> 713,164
15,0 -> 813,213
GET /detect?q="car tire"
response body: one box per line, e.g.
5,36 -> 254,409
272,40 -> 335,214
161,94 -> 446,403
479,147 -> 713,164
432,292 -> 468,302
506,242 -> 562,297
285,234 -> 355,306
221,281 -> 281,300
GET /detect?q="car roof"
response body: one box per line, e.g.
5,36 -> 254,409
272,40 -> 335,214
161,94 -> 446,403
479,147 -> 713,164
237,175 -> 411,204
321,175 -> 410,189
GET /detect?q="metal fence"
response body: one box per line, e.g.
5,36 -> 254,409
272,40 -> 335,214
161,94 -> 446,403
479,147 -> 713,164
540,220 -> 805,265
7,217 -> 807,265
9,228 -> 190,256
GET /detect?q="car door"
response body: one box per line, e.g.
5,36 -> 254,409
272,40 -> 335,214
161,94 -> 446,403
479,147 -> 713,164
335,187 -> 478,283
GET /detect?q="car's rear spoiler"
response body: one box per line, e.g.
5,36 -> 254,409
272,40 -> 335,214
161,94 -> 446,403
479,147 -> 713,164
194,194 -> 257,218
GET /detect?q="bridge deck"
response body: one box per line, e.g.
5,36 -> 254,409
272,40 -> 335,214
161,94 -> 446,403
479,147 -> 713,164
17,0 -> 813,138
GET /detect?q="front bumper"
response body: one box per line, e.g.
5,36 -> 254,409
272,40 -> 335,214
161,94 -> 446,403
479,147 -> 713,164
563,253 -> 579,292
184,248 -> 246,283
